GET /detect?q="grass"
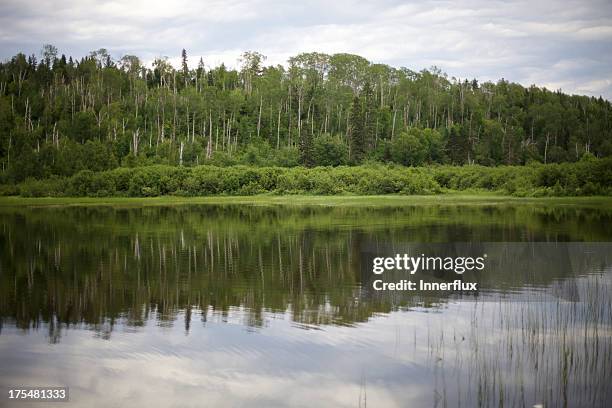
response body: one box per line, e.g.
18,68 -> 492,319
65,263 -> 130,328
1,194 -> 612,209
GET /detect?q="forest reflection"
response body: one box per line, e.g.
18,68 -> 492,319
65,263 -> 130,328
1,203 -> 611,341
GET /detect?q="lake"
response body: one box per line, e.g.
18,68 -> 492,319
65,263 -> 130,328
1,200 -> 611,407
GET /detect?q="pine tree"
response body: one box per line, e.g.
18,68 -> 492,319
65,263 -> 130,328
362,81 -> 377,150
181,49 -> 189,87
299,131 -> 315,167
349,96 -> 366,163
447,124 -> 469,164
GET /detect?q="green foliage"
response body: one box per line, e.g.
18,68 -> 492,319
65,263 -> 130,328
205,151 -> 236,167
298,131 -> 315,167
348,96 -> 366,164
15,158 -> 611,198
0,184 -> 18,196
447,124 -> 470,165
82,140 -> 118,171
313,135 -> 348,166
422,128 -> 446,163
431,157 -> 612,196
19,177 -> 66,197
238,141 -> 275,166
1,47 -> 610,188
273,147 -> 299,167
391,129 -> 427,166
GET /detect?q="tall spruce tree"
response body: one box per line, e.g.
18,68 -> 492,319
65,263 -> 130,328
362,81 -> 377,150
349,96 -> 366,163
447,124 -> 470,164
181,48 -> 189,87
299,131 -> 315,167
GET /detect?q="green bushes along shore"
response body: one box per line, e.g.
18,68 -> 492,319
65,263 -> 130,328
6,157 -> 611,198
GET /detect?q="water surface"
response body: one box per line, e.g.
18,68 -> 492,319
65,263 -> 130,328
0,203 -> 611,407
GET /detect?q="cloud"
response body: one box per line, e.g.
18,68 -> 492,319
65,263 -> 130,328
0,0 -> 611,99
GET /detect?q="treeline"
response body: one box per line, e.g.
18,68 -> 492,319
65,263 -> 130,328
10,157 -> 612,197
0,46 -> 611,184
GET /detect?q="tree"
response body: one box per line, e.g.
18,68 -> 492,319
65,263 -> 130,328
89,48 -> 111,68
348,96 -> 366,163
299,129 -> 314,167
240,51 -> 266,95
313,135 -> 347,166
447,124 -> 470,165
181,48 -> 189,87
391,129 -> 426,166
41,44 -> 58,67
362,80 -> 377,150
475,120 -> 504,165
422,128 -> 445,163
120,55 -> 141,75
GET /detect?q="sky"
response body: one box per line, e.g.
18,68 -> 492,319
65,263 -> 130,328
0,0 -> 611,99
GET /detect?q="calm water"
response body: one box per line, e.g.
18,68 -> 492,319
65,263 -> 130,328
0,203 -> 611,407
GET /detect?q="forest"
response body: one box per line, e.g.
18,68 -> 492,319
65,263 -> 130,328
0,45 -> 611,196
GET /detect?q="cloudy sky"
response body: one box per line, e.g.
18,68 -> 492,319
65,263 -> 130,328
1,0 -> 611,98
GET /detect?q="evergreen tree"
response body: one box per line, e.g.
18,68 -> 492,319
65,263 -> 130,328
447,124 -> 469,164
181,48 -> 189,87
362,81 -> 377,150
299,131 -> 315,167
349,96 -> 366,163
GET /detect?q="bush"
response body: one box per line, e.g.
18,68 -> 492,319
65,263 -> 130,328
10,157 -> 612,197
0,184 -> 19,196
273,147 -> 299,167
391,130 -> 427,166
19,177 -> 65,197
313,135 -> 348,166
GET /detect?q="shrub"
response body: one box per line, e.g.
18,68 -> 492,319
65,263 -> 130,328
313,135 -> 348,166
0,184 -> 19,196
8,157 -> 612,197
19,177 -> 65,197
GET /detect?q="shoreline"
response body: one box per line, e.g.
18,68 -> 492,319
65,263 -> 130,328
1,194 -> 611,209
